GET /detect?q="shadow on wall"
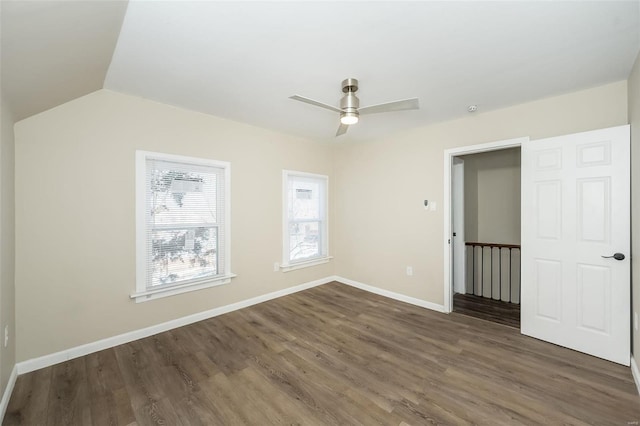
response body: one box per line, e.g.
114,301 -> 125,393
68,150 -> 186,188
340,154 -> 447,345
461,147 -> 521,246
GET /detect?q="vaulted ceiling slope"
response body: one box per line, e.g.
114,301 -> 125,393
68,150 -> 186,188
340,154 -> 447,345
1,0 -> 128,121
2,1 -> 639,142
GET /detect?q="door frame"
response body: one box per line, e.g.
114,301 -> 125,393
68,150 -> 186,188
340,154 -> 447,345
452,157 -> 466,295
442,136 -> 529,313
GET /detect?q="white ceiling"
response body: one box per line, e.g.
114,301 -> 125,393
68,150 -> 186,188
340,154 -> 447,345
3,1 -> 640,142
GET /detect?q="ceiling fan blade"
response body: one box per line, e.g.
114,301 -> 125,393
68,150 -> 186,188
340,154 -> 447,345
289,95 -> 342,113
336,123 -> 349,137
359,98 -> 420,115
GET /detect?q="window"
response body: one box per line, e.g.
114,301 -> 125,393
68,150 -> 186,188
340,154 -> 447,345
134,151 -> 233,302
282,170 -> 330,271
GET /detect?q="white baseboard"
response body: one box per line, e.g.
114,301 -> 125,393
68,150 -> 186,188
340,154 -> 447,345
335,276 -> 446,313
631,355 -> 640,395
0,364 -> 18,422
17,276 -> 335,375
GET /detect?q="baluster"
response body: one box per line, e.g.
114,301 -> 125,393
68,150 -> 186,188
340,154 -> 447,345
509,247 -> 513,303
464,242 -> 520,304
498,247 -> 502,302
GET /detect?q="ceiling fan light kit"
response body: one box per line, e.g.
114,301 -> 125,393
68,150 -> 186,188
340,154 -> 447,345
290,77 -> 419,137
340,111 -> 359,125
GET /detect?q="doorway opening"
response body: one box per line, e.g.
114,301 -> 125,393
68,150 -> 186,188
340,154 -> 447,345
452,148 -> 521,327
443,137 -> 528,320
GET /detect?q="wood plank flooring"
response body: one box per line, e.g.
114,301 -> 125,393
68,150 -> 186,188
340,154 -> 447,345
453,293 -> 521,328
5,281 -> 640,425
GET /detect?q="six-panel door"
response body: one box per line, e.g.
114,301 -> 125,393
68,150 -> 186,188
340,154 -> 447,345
521,125 -> 630,365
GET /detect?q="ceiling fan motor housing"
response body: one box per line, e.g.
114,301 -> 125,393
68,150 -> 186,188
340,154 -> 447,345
340,78 -> 359,117
341,78 -> 358,93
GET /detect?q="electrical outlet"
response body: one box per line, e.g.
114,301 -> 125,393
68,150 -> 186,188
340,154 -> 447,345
273,262 -> 280,272
406,266 -> 413,276
635,312 -> 638,332
4,325 -> 8,348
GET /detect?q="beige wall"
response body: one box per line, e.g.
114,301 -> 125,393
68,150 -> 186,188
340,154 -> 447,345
14,90 -> 334,362
462,148 -> 521,245
629,51 -> 640,359
0,92 -> 16,394
11,80 -> 632,362
334,81 -> 628,305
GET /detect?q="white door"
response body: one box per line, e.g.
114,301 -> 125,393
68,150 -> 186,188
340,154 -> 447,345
452,158 -> 466,294
521,125 -> 630,365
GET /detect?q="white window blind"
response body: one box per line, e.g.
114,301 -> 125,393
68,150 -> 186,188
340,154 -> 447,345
283,171 -> 328,266
134,151 -> 232,302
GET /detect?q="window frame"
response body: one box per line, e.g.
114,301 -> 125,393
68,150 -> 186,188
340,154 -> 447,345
133,150 -> 234,302
281,170 -> 331,272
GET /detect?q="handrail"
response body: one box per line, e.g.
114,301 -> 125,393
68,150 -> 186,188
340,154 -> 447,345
465,242 -> 520,249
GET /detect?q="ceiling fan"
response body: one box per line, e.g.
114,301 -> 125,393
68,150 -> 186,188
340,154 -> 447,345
289,78 -> 420,137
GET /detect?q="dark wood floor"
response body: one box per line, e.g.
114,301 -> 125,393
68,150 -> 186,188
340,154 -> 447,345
453,293 -> 521,328
5,282 -> 640,425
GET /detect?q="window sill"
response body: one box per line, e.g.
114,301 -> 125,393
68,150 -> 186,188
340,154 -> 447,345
131,273 -> 237,303
280,256 -> 332,273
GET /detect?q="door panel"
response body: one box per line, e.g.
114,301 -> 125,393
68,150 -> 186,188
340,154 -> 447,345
577,178 -> 610,242
534,259 -> 562,321
576,264 -> 610,333
521,125 -> 630,365
536,181 -> 562,239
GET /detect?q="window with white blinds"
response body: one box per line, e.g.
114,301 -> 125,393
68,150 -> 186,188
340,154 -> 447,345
282,170 -> 329,270
134,151 -> 233,302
